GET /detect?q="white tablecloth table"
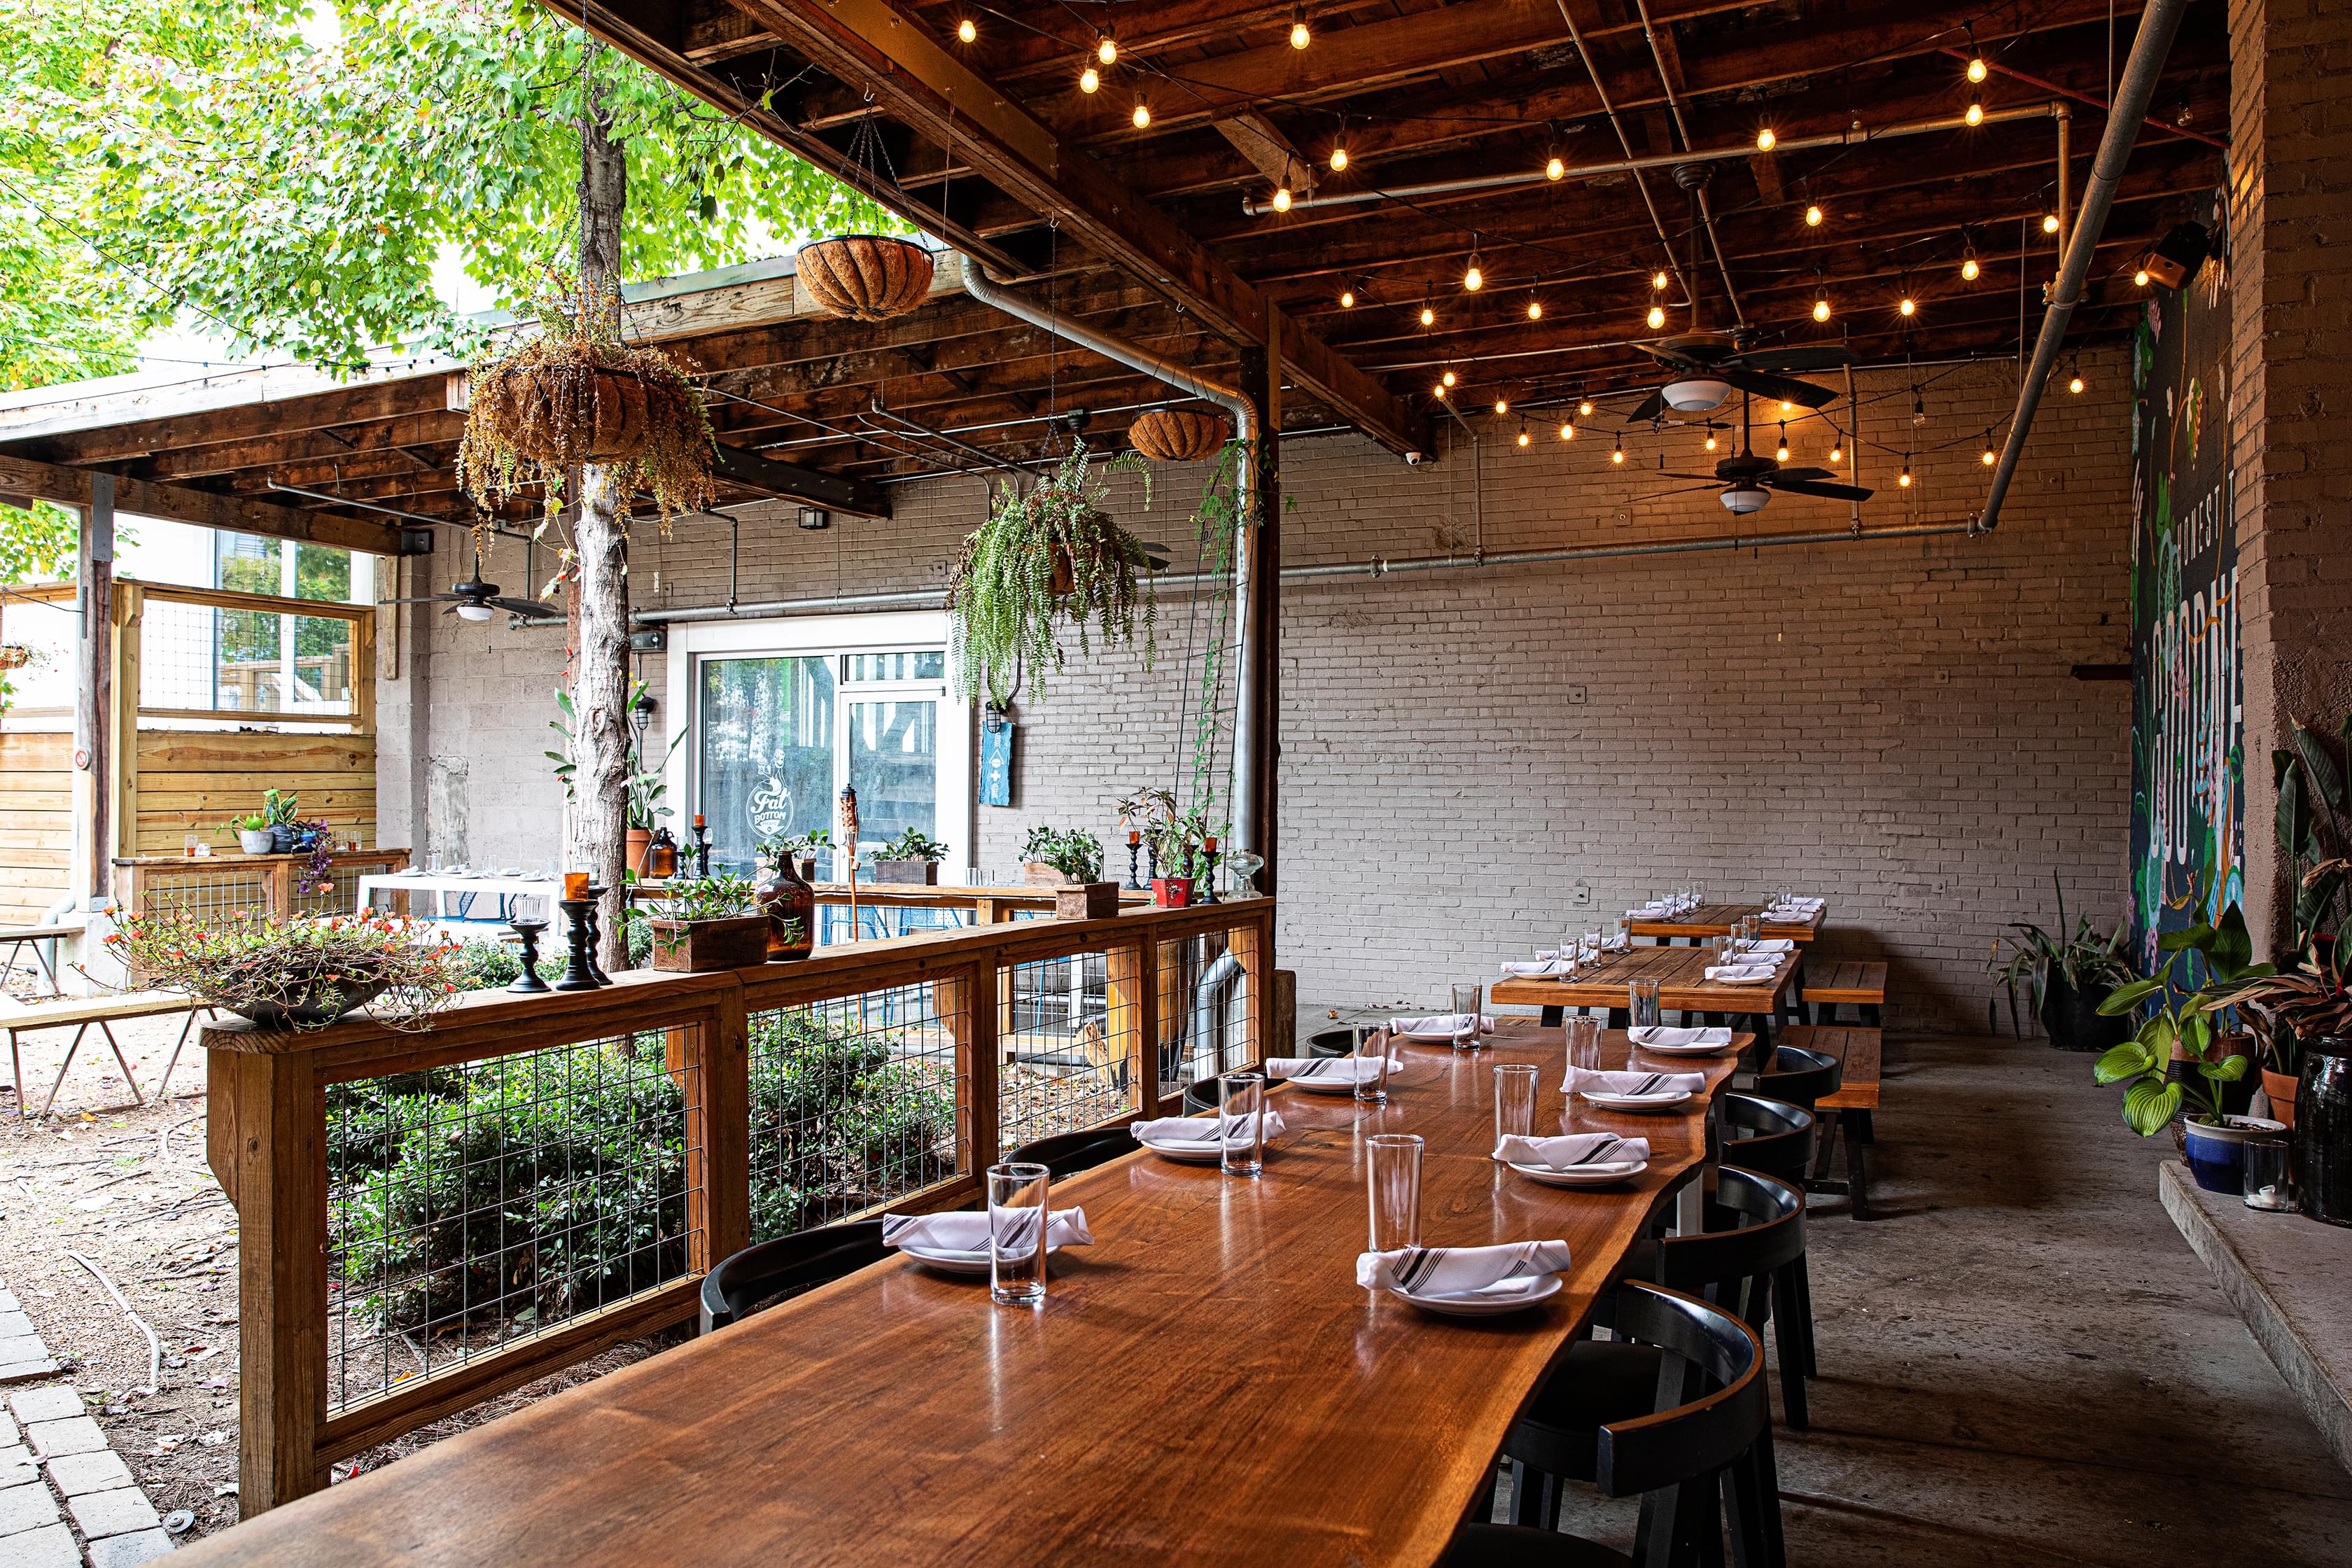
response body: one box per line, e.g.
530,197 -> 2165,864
355,873 -> 561,929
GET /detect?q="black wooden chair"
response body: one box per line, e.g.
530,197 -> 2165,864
1304,1027 -> 1361,1058
1450,1281 -> 1781,1568
698,1219 -> 892,1334
1716,1096 -> 1821,1399
1006,1124 -> 1137,1180
1756,1044 -> 1840,1114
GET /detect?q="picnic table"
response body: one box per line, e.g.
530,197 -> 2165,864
1492,942 -> 1800,1047
1626,900 -> 1828,944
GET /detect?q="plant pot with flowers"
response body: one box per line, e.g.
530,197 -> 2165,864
872,830 -> 948,886
98,906 -> 469,1032
2208,924 -> 2352,1224
647,874 -> 772,973
1022,825 -> 1117,918
1119,787 -> 1211,909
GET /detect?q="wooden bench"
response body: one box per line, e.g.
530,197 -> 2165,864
1780,1023 -> 1880,1221
0,919 -> 84,999
0,990 -> 208,1119
1801,960 -> 1886,1026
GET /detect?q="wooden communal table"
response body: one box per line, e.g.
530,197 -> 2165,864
1492,943 -> 1798,1046
1626,901 -> 1826,945
178,1023 -> 1732,1568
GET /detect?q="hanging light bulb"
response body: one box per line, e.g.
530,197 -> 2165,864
2043,213 -> 2062,235
1898,295 -> 1917,317
1812,293 -> 1832,323
2134,267 -> 2151,286
1704,430 -> 1718,451
1433,380 -> 1448,399
1966,55 -> 1989,83
1779,400 -> 1794,414
1646,304 -> 1667,330
1546,153 -> 1565,181
1289,4 -> 1310,48
1131,99 -> 1151,129
1964,99 -> 1984,127
1517,424 -> 1532,448
1419,303 -> 1436,328
1340,286 -> 1356,309
1982,428 -> 1999,465
2068,370 -> 2086,394
957,16 -> 976,43
1270,184 -> 1292,213
1961,250 -> 1981,281
1898,461 -> 1914,488
1651,270 -> 1670,292
1441,369 -> 1457,388
1611,437 -> 1626,464
1805,204 -> 1824,227
1080,63 -> 1100,93
1493,396 -> 1509,416
1578,398 -> 1594,418
1756,127 -> 1777,152
1526,298 -> 1543,320
1776,424 -> 1791,462
1097,33 -> 1119,66
1559,421 -> 1576,442
1329,143 -> 1348,172
1463,255 -> 1484,292
1828,437 -> 1842,463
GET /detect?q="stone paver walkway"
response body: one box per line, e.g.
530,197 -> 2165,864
0,1281 -> 174,1568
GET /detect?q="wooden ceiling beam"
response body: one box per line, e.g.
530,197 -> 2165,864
18,375 -> 455,468
0,452 -> 428,556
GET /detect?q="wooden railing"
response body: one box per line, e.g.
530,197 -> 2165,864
205,897 -> 1275,1516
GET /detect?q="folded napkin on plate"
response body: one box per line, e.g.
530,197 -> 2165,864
1704,962 -> 1779,983
1764,899 -> 1824,917
1628,903 -> 1674,918
1266,1055 -> 1391,1084
1565,1066 -> 1707,1097
1390,1013 -> 1495,1037
1501,958 -> 1572,977
881,1208 -> 1094,1252
1130,1111 -> 1289,1148
1629,1025 -> 1734,1048
1735,937 -> 1796,954
1357,1238 -> 1574,1296
1494,1132 -> 1651,1169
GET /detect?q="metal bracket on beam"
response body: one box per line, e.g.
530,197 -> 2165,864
711,443 -> 891,519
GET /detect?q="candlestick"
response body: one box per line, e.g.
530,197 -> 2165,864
689,820 -> 712,879
581,885 -> 614,985
1198,841 -> 1221,904
507,917 -> 552,993
552,901 -> 601,991
1125,837 -> 1144,890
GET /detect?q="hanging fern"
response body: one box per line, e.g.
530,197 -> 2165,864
947,442 -> 1160,704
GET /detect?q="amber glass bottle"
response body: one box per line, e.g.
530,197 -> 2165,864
754,846 -> 817,960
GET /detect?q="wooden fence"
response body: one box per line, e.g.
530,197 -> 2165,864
205,897 -> 1275,1516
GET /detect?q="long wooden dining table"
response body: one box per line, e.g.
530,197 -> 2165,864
181,1023 -> 1742,1567
1625,901 -> 1827,945
1490,944 -> 1798,1044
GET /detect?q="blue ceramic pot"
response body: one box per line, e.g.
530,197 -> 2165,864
2182,1115 -> 2287,1195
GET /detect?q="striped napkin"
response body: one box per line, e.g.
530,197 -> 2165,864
1629,1026 -> 1734,1048
1266,1055 -> 1392,1084
1357,1239 -> 1574,1296
1494,1133 -> 1651,1169
1735,937 -> 1796,954
1704,962 -> 1778,983
1565,1066 -> 1707,1097
1501,958 -> 1571,977
1390,1014 -> 1494,1040
1130,1111 -> 1289,1150
881,1208 -> 1094,1252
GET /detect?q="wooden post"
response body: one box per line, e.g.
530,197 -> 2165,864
108,584 -> 141,869
209,1042 -> 328,1514
75,475 -> 115,904
960,960 -> 1002,1169
692,986 -> 751,1274
1107,938 -> 1156,1119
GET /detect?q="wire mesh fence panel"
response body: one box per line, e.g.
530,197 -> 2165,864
1157,932 -> 1259,1098
997,948 -> 1141,1156
136,867 -> 270,920
321,1030 -> 701,1417
295,862 -> 370,917
746,981 -> 966,1242
138,596 -> 355,719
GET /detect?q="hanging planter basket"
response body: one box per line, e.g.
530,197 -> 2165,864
470,362 -> 657,467
0,644 -> 33,672
797,236 -> 934,323
1127,410 -> 1232,463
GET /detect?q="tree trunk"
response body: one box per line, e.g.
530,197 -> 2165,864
566,69 -> 633,972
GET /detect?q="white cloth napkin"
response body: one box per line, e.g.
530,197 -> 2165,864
1704,962 -> 1778,983
1627,903 -> 1674,918
1629,1026 -> 1734,1048
1266,1055 -> 1392,1084
1501,958 -> 1571,977
1736,937 -> 1795,954
1764,899 -> 1824,918
1131,1111 -> 1289,1149
1390,1014 -> 1495,1039
1357,1239 -> 1574,1296
1565,1066 -> 1707,1097
1494,1132 -> 1651,1169
881,1208 -> 1094,1252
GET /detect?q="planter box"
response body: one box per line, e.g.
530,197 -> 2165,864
648,916 -> 769,973
1152,876 -> 1194,909
1025,862 -> 1074,887
1054,882 -> 1121,920
873,860 -> 940,886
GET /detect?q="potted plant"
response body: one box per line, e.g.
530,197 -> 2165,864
1987,874 -> 2136,1049
2094,906 -> 2278,1193
872,830 -> 948,886
549,681 -> 684,874
97,906 -> 468,1032
647,874 -> 771,973
219,813 -> 276,856
776,829 -> 832,883
2209,935 -> 2352,1222
947,441 -> 1165,706
1118,787 -> 1210,908
2266,715 -> 2352,1124
262,788 -> 301,853
1021,825 -> 1118,919
456,269 -> 715,528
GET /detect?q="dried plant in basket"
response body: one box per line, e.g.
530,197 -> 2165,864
456,270 -> 717,530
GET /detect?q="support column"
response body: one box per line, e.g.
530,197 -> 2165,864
74,475 -> 115,906
1231,308 -> 1282,897
2228,0 -> 2352,951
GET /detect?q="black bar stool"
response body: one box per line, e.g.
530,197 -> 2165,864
1756,1044 -> 1840,1113
1717,1095 -> 1823,1399
1006,1124 -> 1136,1179
698,1218 -> 890,1334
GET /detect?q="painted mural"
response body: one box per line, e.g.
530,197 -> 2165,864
2129,195 -> 2241,966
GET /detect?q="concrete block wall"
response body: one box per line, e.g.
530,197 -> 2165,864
379,351 -> 2134,1029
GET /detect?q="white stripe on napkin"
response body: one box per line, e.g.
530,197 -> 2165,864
1629,1026 -> 1734,1048
1501,958 -> 1571,977
1564,1066 -> 1707,1097
1494,1133 -> 1651,1169
1130,1111 -> 1289,1149
1357,1239 -> 1574,1295
1736,937 -> 1796,954
881,1208 -> 1093,1252
1390,1014 -> 1495,1038
1704,962 -> 1778,983
1266,1056 -> 1392,1084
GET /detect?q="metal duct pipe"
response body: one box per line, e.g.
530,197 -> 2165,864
1190,946 -> 1245,1080
1978,0 -> 2190,531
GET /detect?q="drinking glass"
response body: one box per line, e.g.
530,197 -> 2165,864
1714,934 -> 1737,968
2244,1138 -> 2294,1211
1353,1027 -> 1392,1105
1366,1133 -> 1424,1252
1583,930 -> 1604,967
1566,1014 -> 1602,1072
1219,1071 -> 1267,1177
987,1161 -> 1051,1305
1630,976 -> 1662,1032
1494,1063 -> 1539,1147
1610,916 -> 1628,948
1560,932 -> 1583,976
1450,983 -> 1484,1050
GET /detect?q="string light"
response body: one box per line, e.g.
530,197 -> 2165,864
1546,153 -> 1565,181
956,16 -> 976,42
1559,421 -> 1576,441
1964,99 -> 1984,127
1646,304 -> 1667,330
1756,127 -> 1777,152
1775,424 -> 1791,461
1340,286 -> 1355,309
1611,436 -> 1625,464
1961,247 -> 1981,282
1805,204 -> 1824,227
1463,251 -> 1484,292
1080,63 -> 1100,93
1828,435 -> 1843,463
1966,55 -> 1989,83
1898,295 -> 1917,317
1419,303 -> 1436,328
1898,458 -> 1914,488
1812,292 -> 1832,323
1097,32 -> 1119,64
1517,423 -> 1532,448
1704,430 -> 1718,451
1329,143 -> 1348,172
1779,400 -> 1794,414
1578,398 -> 1595,417
1441,369 -> 1457,388
1270,184 -> 1292,213
1526,297 -> 1544,320
1651,270 -> 1670,292
1981,430 -> 1998,465
2043,213 -> 2062,234
1131,99 -> 1151,128
1433,380 -> 1448,399
1493,396 -> 1509,416
2068,368 -> 2086,395
1289,4 -> 1310,48
2134,267 -> 2151,286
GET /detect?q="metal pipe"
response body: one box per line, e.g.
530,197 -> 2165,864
1979,0 -> 2189,531
1191,948 -> 1243,1079
1553,0 -> 1690,316
1240,102 -> 2064,216
2055,104 -> 2073,258
861,400 -> 1029,479
1937,47 -> 2228,151
1634,0 -> 1743,325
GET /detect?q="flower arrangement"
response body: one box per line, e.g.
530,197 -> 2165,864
100,906 -> 468,1032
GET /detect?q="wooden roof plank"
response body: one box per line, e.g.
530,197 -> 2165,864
0,453 -> 427,557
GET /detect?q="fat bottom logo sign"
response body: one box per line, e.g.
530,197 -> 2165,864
748,776 -> 793,841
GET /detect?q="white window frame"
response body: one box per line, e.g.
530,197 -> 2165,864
664,610 -> 973,872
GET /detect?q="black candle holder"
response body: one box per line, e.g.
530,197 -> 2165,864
552,900 -> 601,991
1125,840 -> 1144,890
1145,846 -> 1159,886
582,885 -> 615,985
507,916 -> 552,993
690,822 -> 713,879
1197,848 -> 1220,904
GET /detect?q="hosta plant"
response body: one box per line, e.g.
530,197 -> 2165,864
2093,906 -> 2269,1135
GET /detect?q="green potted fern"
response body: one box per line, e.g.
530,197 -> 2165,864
948,442 -> 1165,705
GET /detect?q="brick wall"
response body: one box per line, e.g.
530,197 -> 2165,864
381,351 -> 2134,1029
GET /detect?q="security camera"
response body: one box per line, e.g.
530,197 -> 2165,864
1404,450 -> 1428,465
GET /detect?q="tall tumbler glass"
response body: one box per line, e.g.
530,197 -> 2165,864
987,1161 -> 1051,1306
1630,976 -> 1663,1032
1366,1133 -> 1425,1252
1219,1070 -> 1267,1177
1493,1063 -> 1539,1148
1354,1026 -> 1392,1105
1566,1014 -> 1603,1072
1450,983 -> 1485,1050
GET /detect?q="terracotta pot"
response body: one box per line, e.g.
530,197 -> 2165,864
1128,409 -> 1233,462
626,827 -> 652,876
797,236 -> 934,321
648,916 -> 769,974
2262,1066 -> 2299,1130
1152,876 -> 1194,909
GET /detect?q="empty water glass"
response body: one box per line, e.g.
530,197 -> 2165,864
1560,932 -> 1583,976
1714,934 -> 1737,967
1566,1014 -> 1602,1072
2244,1138 -> 2293,1211
1219,1071 -> 1267,1177
1494,1063 -> 1539,1147
1450,983 -> 1484,1050
1367,1133 -> 1424,1252
1353,1027 -> 1392,1105
1630,976 -> 1663,1032
987,1162 -> 1051,1306
1583,930 -> 1604,965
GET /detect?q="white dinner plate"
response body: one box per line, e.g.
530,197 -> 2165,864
1392,1274 -> 1564,1317
1577,1088 -> 1695,1114
1285,1073 -> 1378,1095
1506,1158 -> 1650,1189
1633,1039 -> 1738,1058
897,1242 -> 1062,1276
1397,1027 -> 1483,1044
1137,1136 -> 1238,1164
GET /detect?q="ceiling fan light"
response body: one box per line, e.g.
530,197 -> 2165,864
456,602 -> 495,623
1662,377 -> 1732,413
1720,484 -> 1771,515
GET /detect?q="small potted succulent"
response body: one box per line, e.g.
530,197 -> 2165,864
1021,825 -> 1118,919
872,829 -> 948,886
647,874 -> 772,973
219,812 -> 276,856
97,906 -> 468,1032
1118,786 -> 1210,909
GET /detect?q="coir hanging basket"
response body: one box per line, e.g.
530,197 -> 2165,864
469,362 -> 657,467
797,236 -> 934,322
1126,409 -> 1233,463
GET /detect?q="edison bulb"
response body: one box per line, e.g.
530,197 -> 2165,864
1828,442 -> 1842,462
1779,400 -> 1794,414
1464,262 -> 1483,291
1441,370 -> 1456,388
1131,101 -> 1150,128
1966,55 -> 1988,83
1578,398 -> 1594,417
956,16 -> 975,41
1517,429 -> 1530,447
1899,296 -> 1917,317
1097,34 -> 1117,64
1611,445 -> 1625,465
1651,270 -> 1670,292
1898,469 -> 1914,488
1559,422 -> 1575,442
1646,304 -> 1666,330
1493,398 -> 1508,415
1340,288 -> 1355,309
2043,213 -> 2061,234
1805,204 -> 1823,227
1776,441 -> 1791,461
2134,267 -> 2150,286
1289,18 -> 1310,48
1329,146 -> 1348,172
1419,304 -> 1435,327
1756,127 -> 1777,151
1982,446 -> 1997,465
1527,299 -> 1543,320
1964,100 -> 1984,127
1962,256 -> 1981,281
2068,374 -> 2085,394
1433,382 -> 1448,399
1546,155 -> 1564,181
1079,64 -> 1100,93
1271,186 -> 1292,213
1812,298 -> 1831,323
1704,433 -> 1718,451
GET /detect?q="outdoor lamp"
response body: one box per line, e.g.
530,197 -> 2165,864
631,692 -> 656,745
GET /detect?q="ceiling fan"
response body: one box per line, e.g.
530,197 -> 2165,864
1642,393 -> 1872,514
386,540 -> 561,624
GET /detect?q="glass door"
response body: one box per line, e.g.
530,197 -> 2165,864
694,654 -> 836,874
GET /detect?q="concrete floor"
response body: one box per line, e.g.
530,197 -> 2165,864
1512,1029 -> 2352,1564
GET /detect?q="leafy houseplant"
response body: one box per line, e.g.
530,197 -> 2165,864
1119,786 -> 1212,907
262,787 -> 301,852
219,812 -> 275,856
1021,825 -> 1104,886
761,829 -> 832,881
2271,716 -> 2352,1099
947,442 -> 1162,706
99,906 -> 468,1031
873,829 -> 949,886
1987,873 -> 2136,1049
648,874 -> 771,973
